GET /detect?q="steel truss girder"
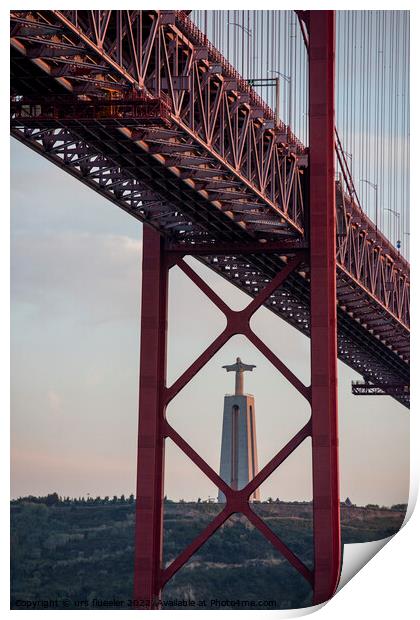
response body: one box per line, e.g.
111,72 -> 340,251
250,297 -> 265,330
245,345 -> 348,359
351,381 -> 410,397
10,8 -> 409,375
336,189 -> 409,329
11,9 -> 306,236
10,120 -> 409,408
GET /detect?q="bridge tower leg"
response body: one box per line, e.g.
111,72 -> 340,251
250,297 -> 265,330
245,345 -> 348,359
308,10 -> 341,604
133,225 -> 168,608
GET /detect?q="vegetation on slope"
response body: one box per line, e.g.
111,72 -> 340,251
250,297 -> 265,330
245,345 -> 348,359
10,496 -> 406,610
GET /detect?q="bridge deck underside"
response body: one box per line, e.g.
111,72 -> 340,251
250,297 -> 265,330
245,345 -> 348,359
10,10 -> 409,407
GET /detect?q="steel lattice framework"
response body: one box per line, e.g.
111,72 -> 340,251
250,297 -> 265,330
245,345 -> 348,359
10,9 -> 409,405
10,8 -> 410,609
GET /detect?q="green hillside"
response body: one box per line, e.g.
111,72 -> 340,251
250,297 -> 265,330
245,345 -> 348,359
10,497 -> 406,610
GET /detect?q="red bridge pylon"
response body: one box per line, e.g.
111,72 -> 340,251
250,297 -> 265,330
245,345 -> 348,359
134,10 -> 340,609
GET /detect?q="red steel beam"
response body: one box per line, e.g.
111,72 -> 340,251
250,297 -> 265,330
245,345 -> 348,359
133,226 -> 169,608
308,10 -> 341,604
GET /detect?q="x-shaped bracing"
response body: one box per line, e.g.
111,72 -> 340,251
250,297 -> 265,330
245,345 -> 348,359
161,250 -> 314,589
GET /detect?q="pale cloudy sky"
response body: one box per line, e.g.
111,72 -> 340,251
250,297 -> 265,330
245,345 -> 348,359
10,139 -> 409,506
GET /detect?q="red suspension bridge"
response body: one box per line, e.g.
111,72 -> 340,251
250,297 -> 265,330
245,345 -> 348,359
10,9 -> 409,608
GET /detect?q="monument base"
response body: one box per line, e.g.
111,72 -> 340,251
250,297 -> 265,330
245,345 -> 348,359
218,394 -> 260,503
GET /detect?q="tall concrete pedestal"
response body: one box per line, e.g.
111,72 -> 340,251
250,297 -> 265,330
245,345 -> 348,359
218,358 -> 260,502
